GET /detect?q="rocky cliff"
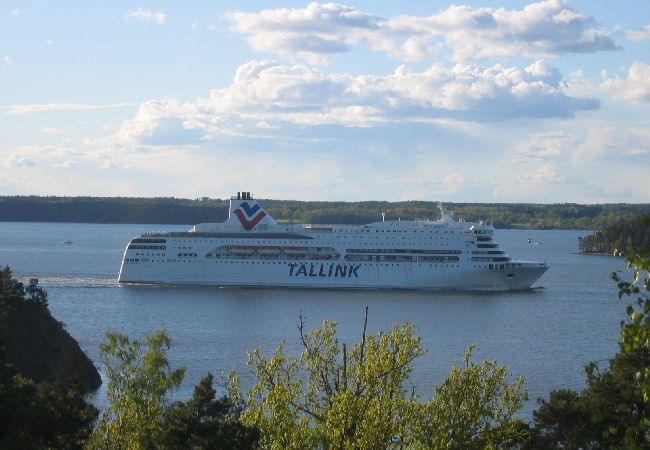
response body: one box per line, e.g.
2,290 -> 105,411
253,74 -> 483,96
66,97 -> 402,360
0,267 -> 101,391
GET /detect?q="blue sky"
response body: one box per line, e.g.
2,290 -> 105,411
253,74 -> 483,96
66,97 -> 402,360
1,1 -> 649,202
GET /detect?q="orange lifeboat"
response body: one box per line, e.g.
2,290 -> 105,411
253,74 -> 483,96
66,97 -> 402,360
257,246 -> 281,255
230,246 -> 254,255
283,246 -> 307,255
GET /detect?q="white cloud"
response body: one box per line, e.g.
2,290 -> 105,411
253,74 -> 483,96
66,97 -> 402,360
517,163 -> 566,185
515,132 -> 573,160
388,0 -> 618,62
54,160 -> 79,169
227,3 -> 381,63
42,127 -> 65,134
601,61 -> 650,103
572,125 -> 650,162
10,8 -> 19,18
108,59 -> 598,147
4,102 -> 136,115
6,155 -> 35,168
626,24 -> 650,41
3,56 -> 13,66
45,39 -> 54,45
227,1 -> 618,63
123,8 -> 166,25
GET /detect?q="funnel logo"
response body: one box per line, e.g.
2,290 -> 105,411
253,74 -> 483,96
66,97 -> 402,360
234,202 -> 267,230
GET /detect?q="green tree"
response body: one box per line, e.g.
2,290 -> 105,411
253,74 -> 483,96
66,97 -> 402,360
530,389 -> 601,449
609,244 -> 650,446
529,241 -> 650,449
411,345 -> 528,449
0,339 -> 97,449
157,372 -> 260,449
228,309 -> 527,449
88,330 -> 186,449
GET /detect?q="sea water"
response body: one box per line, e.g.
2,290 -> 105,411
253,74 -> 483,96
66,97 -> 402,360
0,222 -> 627,417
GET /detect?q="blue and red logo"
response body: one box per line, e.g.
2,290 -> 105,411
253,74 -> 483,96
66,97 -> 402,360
234,202 -> 267,230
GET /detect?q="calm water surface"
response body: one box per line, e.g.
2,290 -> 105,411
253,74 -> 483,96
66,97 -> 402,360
0,222 -> 627,417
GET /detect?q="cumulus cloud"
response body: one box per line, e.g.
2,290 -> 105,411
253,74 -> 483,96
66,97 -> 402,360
123,8 -> 166,25
227,3 -> 381,64
227,1 -> 618,63
601,62 -> 650,103
110,98 -> 207,146
626,24 -> 650,41
108,59 -> 598,147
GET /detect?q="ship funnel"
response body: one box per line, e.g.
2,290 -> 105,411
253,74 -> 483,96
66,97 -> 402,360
226,192 -> 276,230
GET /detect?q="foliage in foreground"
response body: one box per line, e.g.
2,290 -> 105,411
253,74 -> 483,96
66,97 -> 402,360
0,360 -> 98,449
227,309 -> 528,449
87,329 -> 257,449
88,330 -> 186,448
4,250 -> 650,449
158,372 -> 260,449
528,246 -> 650,449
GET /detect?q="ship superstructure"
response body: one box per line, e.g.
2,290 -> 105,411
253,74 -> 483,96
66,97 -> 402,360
118,192 -> 548,290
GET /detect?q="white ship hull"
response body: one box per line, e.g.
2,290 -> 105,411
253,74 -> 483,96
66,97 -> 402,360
118,192 -> 548,291
119,257 -> 546,290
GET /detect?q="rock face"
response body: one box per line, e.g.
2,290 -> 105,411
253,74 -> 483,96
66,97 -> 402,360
0,268 -> 101,392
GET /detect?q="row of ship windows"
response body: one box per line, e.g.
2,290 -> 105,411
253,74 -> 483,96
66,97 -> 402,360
129,253 -> 503,262
138,235 -> 469,246
345,255 -> 459,262
133,252 -> 466,260
128,244 -> 166,250
166,240 -> 468,255
124,259 -> 461,268
347,248 -> 462,254
336,229 -> 454,233
129,254 -> 470,264
471,257 -> 511,262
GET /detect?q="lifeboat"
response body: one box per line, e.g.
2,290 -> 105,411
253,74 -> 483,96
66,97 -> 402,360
230,246 -> 254,255
283,246 -> 307,255
257,246 -> 281,255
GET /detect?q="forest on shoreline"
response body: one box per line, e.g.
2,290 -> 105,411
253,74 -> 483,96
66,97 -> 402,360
579,216 -> 650,254
2,195 -> 650,230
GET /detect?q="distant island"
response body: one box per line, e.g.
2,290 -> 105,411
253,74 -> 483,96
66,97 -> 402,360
2,195 -> 650,229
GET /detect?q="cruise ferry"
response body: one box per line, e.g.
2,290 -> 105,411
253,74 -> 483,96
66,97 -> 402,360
118,192 -> 548,290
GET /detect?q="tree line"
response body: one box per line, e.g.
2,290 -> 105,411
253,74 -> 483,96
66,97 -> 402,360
579,217 -> 650,254
1,254 -> 649,448
2,195 -> 650,229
